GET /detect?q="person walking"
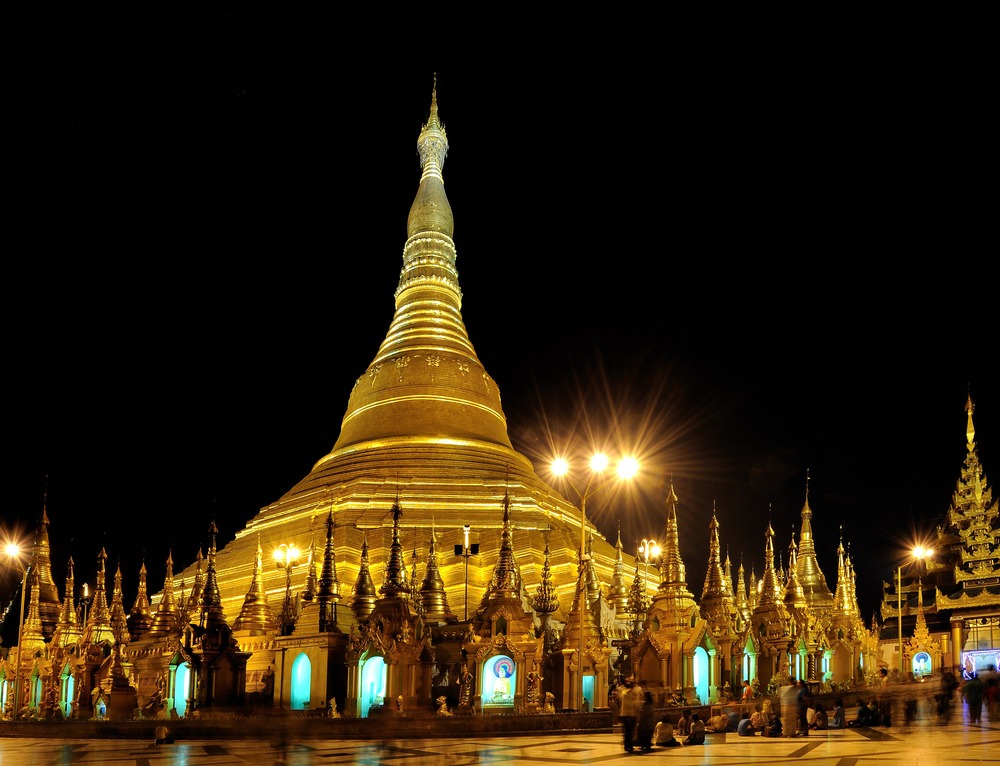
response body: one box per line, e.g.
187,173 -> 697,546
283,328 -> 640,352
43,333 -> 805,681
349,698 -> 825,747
780,676 -> 799,738
937,667 -> 958,723
876,668 -> 893,727
636,690 -> 656,752
618,678 -> 641,752
963,672 -> 985,724
796,679 -> 811,736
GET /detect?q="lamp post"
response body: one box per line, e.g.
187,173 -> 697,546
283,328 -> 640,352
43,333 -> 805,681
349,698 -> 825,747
454,525 -> 479,621
4,543 -> 30,720
80,582 -> 90,627
274,543 -> 301,636
637,538 -> 661,611
897,545 -> 933,675
550,453 -> 639,712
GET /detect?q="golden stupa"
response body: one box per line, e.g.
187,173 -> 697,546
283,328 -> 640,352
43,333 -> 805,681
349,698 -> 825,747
181,83 -> 627,629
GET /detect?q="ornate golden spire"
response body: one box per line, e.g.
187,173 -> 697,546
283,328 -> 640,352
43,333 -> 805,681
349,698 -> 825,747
793,471 -> 834,605
147,550 -> 180,638
302,536 -> 318,603
234,534 -> 278,633
52,555 -> 82,648
30,492 -> 62,640
702,506 -> 727,599
109,562 -> 130,643
329,81 -> 511,454
350,533 -> 377,622
18,568 -> 47,657
419,523 -> 456,624
735,558 -> 750,624
783,534 -> 806,609
756,516 -> 781,607
379,499 -> 411,597
657,480 -> 692,596
233,532 -> 278,633
531,539 -> 560,615
701,505 -> 735,633
607,523 -> 629,612
199,521 -> 226,629
481,490 -> 521,604
317,511 -> 341,632
408,535 -> 421,605
627,560 -> 646,617
182,548 -> 205,624
84,547 -> 115,644
127,558 -> 153,639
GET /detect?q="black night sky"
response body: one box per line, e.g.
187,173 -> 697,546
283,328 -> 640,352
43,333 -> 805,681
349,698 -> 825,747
4,7 -> 996,646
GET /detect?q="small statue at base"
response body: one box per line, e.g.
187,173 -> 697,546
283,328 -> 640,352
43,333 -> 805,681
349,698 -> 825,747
540,691 -> 556,714
436,695 -> 453,716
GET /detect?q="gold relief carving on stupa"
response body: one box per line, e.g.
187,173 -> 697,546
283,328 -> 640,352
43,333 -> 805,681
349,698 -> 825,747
456,360 -> 470,377
425,354 -> 441,382
482,372 -> 491,394
395,356 -> 410,381
368,364 -> 383,387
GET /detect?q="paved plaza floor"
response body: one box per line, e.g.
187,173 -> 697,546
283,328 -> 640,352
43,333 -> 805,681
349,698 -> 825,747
2,716 -> 998,766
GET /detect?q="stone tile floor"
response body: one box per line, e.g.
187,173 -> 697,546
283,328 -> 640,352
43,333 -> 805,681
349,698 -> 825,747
1,717 -> 997,765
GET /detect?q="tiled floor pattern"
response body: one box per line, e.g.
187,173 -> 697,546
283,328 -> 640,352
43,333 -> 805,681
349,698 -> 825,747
1,721 -> 997,766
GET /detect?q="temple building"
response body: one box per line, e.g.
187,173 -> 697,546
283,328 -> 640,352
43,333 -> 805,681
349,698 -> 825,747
2,82 -> 886,720
879,394 -> 1000,679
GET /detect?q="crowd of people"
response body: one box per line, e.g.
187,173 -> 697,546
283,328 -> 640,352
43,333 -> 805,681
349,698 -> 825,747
610,665 -> 997,751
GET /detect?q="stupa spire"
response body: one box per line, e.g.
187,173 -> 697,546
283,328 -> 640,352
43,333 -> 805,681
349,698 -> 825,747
234,534 -> 277,633
30,488 -> 62,640
199,521 -> 226,629
317,510 -> 342,632
607,522 -> 629,613
52,554 -> 82,648
420,522 -> 456,624
147,550 -> 180,638
531,539 -> 560,615
84,546 -> 115,644
109,561 -> 130,643
350,533 -> 377,622
127,558 -> 153,639
330,79 -> 511,454
379,498 -> 410,597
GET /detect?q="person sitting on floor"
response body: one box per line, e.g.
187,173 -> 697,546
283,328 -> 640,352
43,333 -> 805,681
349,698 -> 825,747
830,698 -> 846,729
654,715 -> 680,747
675,709 -> 691,736
737,712 -> 754,736
726,708 -> 742,731
811,702 -> 828,730
849,698 -> 878,727
684,713 -> 706,745
750,704 -> 767,733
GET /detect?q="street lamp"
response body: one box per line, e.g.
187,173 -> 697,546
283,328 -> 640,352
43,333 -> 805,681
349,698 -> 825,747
4,543 -> 30,720
274,543 -> 301,636
454,525 -> 479,621
550,453 -> 639,712
897,545 -> 933,675
637,538 -> 661,609
80,582 -> 90,627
